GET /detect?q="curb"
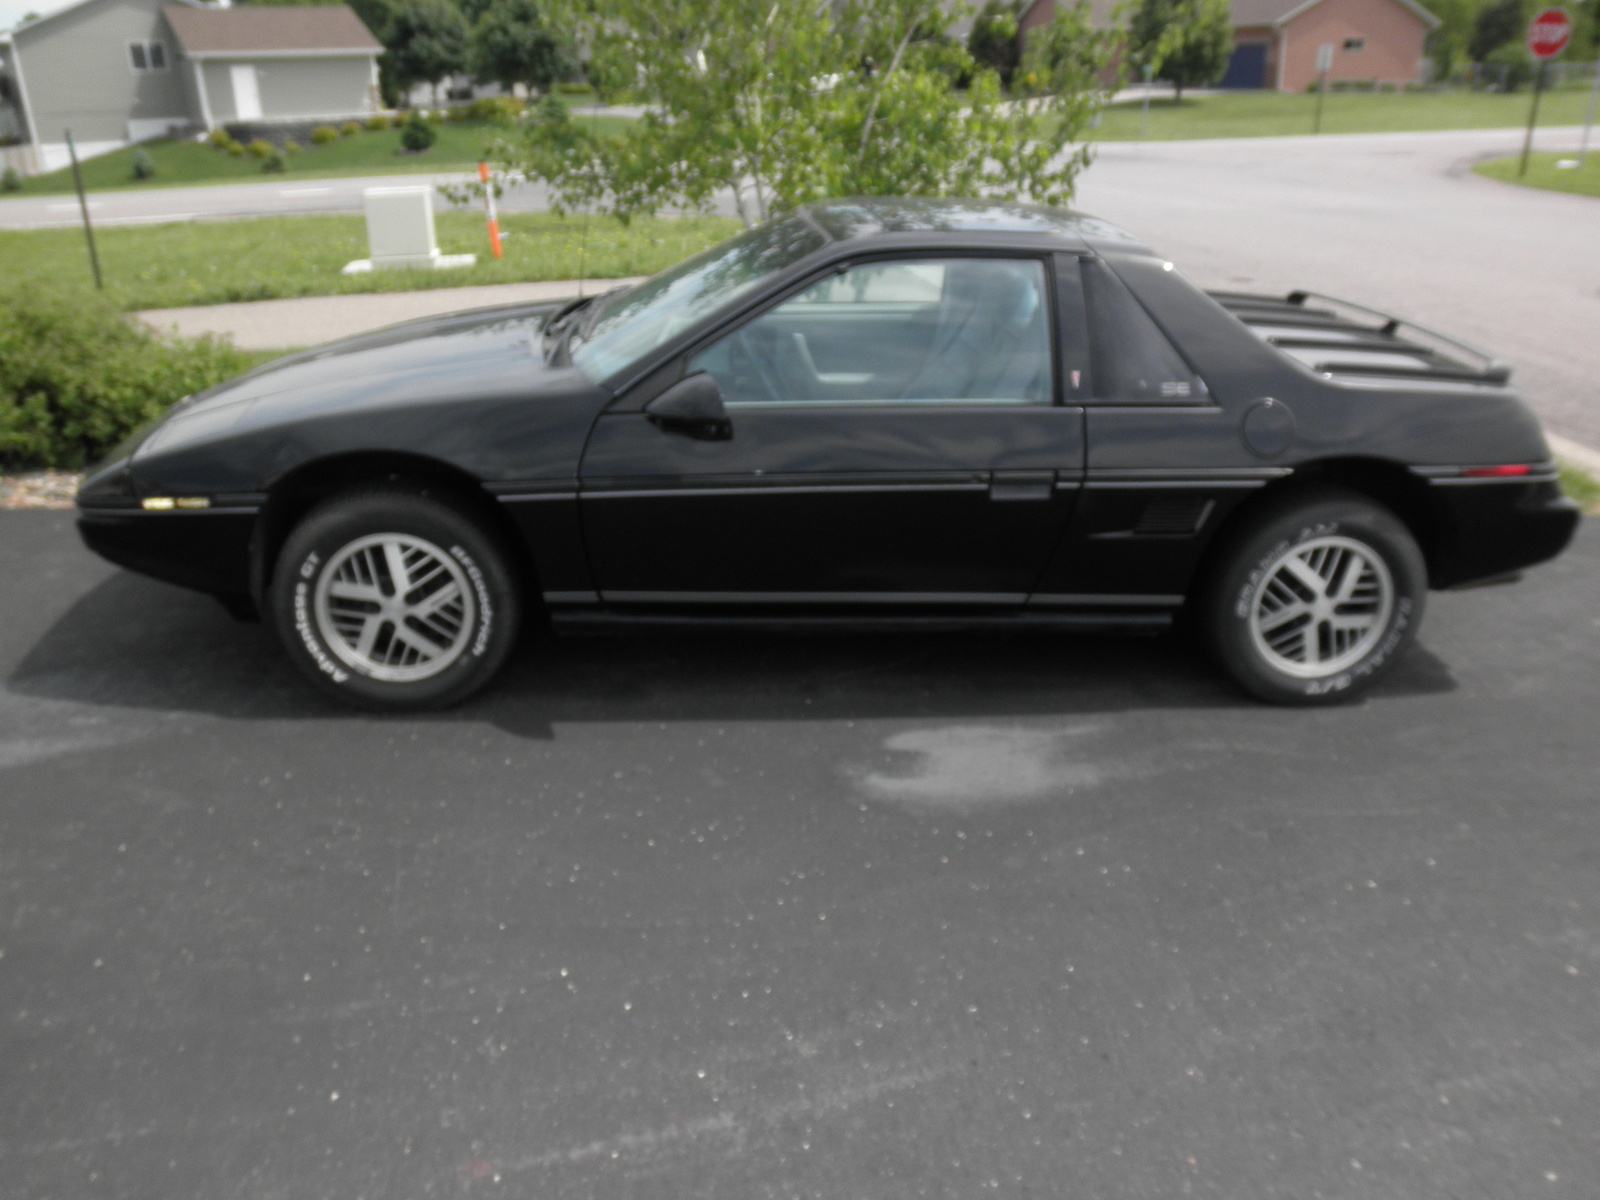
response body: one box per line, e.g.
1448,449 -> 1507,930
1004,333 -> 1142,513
1549,433 -> 1600,477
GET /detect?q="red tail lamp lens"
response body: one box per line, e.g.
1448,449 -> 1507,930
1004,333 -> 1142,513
1462,464 -> 1531,478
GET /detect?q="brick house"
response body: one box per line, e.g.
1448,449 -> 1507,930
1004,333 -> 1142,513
1017,0 -> 1439,92
1225,0 -> 1439,90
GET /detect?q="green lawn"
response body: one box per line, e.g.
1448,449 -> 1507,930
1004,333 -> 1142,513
5,116 -> 629,195
1092,88 -> 1600,142
0,211 -> 741,310
1561,460 -> 1600,515
1472,150 -> 1600,197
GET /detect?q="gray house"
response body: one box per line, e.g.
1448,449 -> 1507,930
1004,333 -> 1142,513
0,0 -> 381,175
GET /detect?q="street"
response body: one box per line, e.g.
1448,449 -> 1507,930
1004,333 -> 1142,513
2,509 -> 1597,1199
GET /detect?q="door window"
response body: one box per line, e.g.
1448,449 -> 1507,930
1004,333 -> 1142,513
688,257 -> 1053,406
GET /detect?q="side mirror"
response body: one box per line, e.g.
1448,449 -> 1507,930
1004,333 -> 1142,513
645,372 -> 731,441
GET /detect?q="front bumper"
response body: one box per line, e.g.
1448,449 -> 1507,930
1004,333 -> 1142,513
76,505 -> 259,599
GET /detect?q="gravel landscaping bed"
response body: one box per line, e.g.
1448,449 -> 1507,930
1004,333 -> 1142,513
0,471 -> 81,510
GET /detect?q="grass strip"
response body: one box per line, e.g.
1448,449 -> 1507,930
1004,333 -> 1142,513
1091,88 -> 1600,142
1472,151 -> 1600,198
0,211 -> 741,311
1559,460 -> 1600,515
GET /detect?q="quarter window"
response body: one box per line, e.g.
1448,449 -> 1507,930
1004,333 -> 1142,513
689,257 -> 1053,406
129,41 -> 168,72
1081,259 -> 1208,404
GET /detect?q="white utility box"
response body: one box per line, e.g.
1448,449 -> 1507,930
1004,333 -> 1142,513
341,186 -> 475,274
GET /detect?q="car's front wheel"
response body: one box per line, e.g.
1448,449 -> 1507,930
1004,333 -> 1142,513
1203,489 -> 1426,705
271,490 -> 521,710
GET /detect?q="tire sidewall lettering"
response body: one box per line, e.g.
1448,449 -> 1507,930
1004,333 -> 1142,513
449,545 -> 494,659
292,566 -> 349,684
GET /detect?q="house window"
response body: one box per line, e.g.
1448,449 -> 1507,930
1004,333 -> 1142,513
1343,37 -> 1366,52
129,41 -> 168,72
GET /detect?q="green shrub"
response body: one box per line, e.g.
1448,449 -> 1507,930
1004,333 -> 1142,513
552,81 -> 594,97
465,96 -> 523,123
246,138 -> 274,159
283,140 -> 302,155
399,111 -> 436,152
0,166 -> 21,193
207,128 -> 234,149
366,113 -> 393,131
0,285 -> 254,470
340,120 -> 363,137
225,139 -> 246,157
310,125 -> 340,145
131,149 -> 156,180
261,150 -> 287,173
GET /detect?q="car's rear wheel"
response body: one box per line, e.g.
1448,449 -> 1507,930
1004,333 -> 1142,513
1203,489 -> 1425,705
271,490 -> 520,710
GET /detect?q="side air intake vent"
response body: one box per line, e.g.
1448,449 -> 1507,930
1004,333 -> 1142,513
1135,496 -> 1214,535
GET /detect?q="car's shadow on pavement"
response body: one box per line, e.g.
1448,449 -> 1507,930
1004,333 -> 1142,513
7,569 -> 1459,737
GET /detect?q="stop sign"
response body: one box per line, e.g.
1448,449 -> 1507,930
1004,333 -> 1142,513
1526,8 -> 1572,60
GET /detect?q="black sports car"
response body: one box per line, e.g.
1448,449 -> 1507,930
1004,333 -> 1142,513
76,198 -> 1580,709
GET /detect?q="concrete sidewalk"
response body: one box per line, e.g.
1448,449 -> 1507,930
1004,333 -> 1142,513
136,278 -> 646,350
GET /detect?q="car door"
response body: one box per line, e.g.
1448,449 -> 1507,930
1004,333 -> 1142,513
1029,255 -> 1268,607
578,254 -> 1088,605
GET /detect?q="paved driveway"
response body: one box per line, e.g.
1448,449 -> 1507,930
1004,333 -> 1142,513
2,510 -> 1597,1198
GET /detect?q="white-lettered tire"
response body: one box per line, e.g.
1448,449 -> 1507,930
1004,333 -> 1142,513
270,490 -> 521,711
1203,489 -> 1426,705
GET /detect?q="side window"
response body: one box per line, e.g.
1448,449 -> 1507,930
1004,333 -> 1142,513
1082,259 -> 1208,404
129,41 -> 168,72
688,257 -> 1053,406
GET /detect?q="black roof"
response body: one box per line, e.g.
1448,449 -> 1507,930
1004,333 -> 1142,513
799,197 -> 1150,255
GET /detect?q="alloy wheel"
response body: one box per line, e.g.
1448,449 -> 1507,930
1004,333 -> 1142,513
312,533 -> 476,683
1247,535 -> 1394,679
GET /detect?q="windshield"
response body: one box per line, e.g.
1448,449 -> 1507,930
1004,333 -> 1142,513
571,215 -> 827,381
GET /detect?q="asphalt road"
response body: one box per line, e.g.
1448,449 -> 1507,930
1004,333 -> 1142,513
2,510 -> 1598,1199
1074,127 -> 1600,451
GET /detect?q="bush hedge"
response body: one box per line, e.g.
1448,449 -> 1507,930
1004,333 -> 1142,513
0,286 -> 255,470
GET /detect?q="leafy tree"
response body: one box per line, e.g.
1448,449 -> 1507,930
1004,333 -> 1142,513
1423,0 -> 1478,81
379,0 -> 470,99
967,0 -> 1025,88
470,0 -> 575,95
1469,0 -> 1524,62
1128,0 -> 1232,101
503,0 -> 1119,229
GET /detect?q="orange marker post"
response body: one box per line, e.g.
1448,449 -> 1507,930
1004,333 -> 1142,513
479,161 -> 503,259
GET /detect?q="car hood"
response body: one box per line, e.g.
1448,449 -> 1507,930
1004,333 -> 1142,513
173,299 -> 571,419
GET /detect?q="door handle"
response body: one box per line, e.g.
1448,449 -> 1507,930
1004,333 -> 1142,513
988,471 -> 1056,502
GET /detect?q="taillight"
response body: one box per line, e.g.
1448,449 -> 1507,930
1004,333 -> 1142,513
1462,464 -> 1532,478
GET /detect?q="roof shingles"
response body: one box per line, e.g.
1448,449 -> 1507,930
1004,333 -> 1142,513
161,5 -> 382,55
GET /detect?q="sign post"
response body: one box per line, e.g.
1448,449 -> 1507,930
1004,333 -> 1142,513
1141,60 -> 1155,140
1578,56 -> 1600,167
1520,8 -> 1573,177
1313,44 -> 1333,134
65,130 -> 103,291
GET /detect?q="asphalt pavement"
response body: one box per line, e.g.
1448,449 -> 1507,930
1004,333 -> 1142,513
2,510 -> 1597,1199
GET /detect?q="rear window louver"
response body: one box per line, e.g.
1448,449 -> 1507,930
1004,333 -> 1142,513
1208,290 -> 1512,386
